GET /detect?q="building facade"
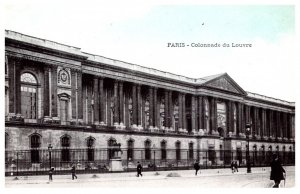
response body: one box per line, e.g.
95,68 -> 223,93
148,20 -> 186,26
5,30 -> 295,173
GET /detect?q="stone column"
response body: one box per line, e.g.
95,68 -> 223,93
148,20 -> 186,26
198,96 -> 203,130
156,92 -> 161,129
153,87 -> 158,128
182,93 -> 186,130
168,91 -> 173,129
125,91 -> 129,127
70,70 -> 77,123
178,93 -> 183,130
119,81 -> 124,125
8,57 -> 16,114
149,87 -> 154,128
99,77 -> 105,125
191,95 -> 196,132
164,90 -> 169,128
269,110 -> 276,138
287,113 -> 291,140
113,80 -> 119,125
77,72 -> 83,122
43,66 -> 50,118
107,89 -> 112,126
93,77 -> 99,125
240,103 -> 245,134
51,66 -> 58,119
15,60 -> 21,115
137,84 -> 142,128
226,100 -> 232,135
132,84 -> 137,127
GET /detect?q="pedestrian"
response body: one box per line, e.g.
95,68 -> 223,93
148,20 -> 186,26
194,160 -> 200,175
71,165 -> 78,180
270,154 -> 286,188
49,167 -> 54,181
234,161 -> 239,172
231,161 -> 235,173
137,161 -> 143,177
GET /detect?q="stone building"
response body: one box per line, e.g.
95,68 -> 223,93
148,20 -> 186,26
5,30 -> 295,168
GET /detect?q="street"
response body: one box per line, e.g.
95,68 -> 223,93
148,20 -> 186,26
5,166 -> 294,188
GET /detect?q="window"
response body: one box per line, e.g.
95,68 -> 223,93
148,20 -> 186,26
189,142 -> 194,160
127,139 -> 134,160
87,137 -> 95,161
30,134 -> 41,163
21,73 -> 37,119
61,136 -> 70,162
220,145 -> 224,161
161,141 -> 167,160
145,98 -> 150,128
175,141 -> 181,160
145,140 -> 151,160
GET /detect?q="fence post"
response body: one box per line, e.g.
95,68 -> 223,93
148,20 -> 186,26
16,152 -> 19,176
223,150 -> 225,168
206,151 -> 208,169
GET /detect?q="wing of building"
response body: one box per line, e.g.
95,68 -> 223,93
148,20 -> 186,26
5,30 -> 295,175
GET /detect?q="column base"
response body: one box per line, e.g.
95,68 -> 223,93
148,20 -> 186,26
198,129 -> 204,136
131,124 -> 138,130
52,117 -> 60,124
94,121 -> 100,125
7,113 -> 24,122
77,119 -> 84,125
99,121 -> 106,126
119,123 -> 126,130
137,125 -> 143,131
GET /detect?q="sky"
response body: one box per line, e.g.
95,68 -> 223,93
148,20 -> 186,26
2,0 -> 297,102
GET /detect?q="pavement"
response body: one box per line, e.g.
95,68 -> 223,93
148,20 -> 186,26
5,166 -> 295,188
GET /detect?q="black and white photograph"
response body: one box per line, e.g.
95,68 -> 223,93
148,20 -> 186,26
1,0 -> 297,190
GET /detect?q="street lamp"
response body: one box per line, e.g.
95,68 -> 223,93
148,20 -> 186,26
48,144 -> 53,171
153,144 -> 156,171
245,123 -> 252,173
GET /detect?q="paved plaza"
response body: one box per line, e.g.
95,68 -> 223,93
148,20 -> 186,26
5,166 -> 294,188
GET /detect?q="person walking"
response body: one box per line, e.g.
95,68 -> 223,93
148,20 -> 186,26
270,154 -> 286,188
49,167 -> 54,181
231,161 -> 235,173
71,165 -> 78,180
137,161 -> 143,177
234,161 -> 239,172
194,160 -> 200,175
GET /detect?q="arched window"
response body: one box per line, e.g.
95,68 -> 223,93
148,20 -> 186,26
161,140 -> 167,160
253,145 -> 257,165
175,141 -> 181,160
145,140 -> 151,160
87,137 -> 95,161
30,134 -> 41,163
261,145 -> 266,164
127,139 -> 134,160
61,135 -> 71,162
21,73 -> 38,119
189,142 -> 194,160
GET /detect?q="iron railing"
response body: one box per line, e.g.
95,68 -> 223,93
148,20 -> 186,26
5,148 -> 295,176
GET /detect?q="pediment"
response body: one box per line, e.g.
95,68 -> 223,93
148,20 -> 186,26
202,74 -> 246,95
